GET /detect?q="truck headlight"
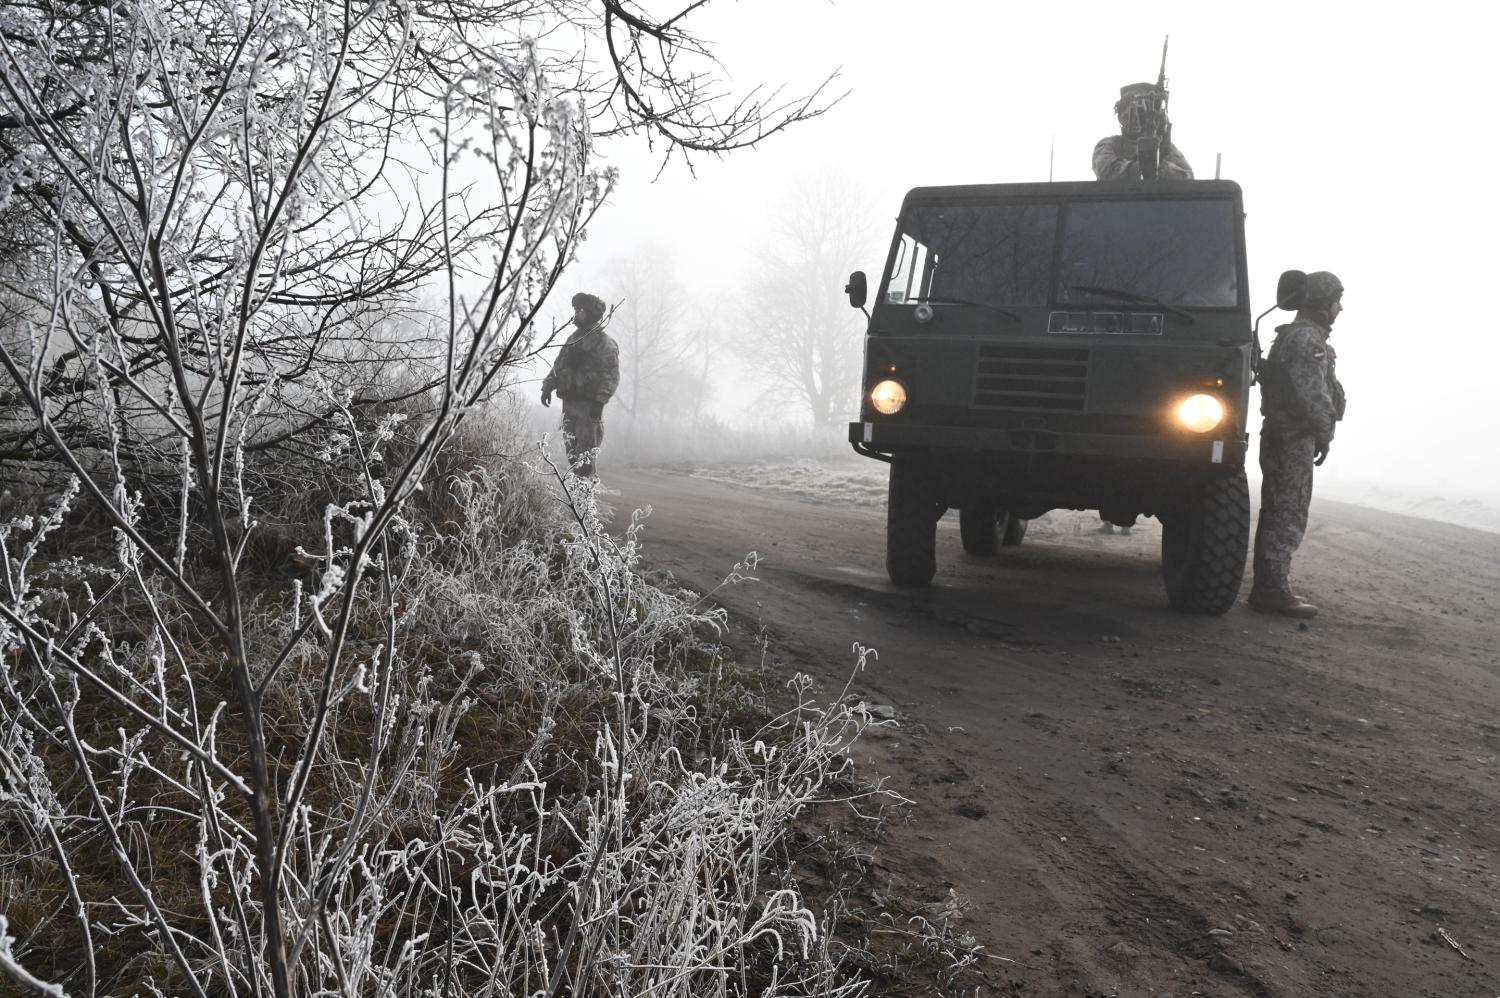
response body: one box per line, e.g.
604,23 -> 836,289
870,379 -> 908,415
1176,393 -> 1225,433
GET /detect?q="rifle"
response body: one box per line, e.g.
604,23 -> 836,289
1134,36 -> 1171,179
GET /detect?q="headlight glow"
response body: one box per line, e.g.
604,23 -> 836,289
1176,393 -> 1225,433
870,379 -> 908,415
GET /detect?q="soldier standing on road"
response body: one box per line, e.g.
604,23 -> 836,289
541,292 -> 619,479
1093,82 -> 1194,181
1250,271 -> 1347,617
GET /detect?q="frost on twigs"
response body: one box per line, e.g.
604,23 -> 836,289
1,0 -> 846,993
1,453 -> 880,996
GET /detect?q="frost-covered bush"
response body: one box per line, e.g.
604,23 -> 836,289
0,0 -> 847,993
1,456 -> 873,996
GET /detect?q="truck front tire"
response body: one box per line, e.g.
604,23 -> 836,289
887,456 -> 939,587
1161,470 -> 1250,615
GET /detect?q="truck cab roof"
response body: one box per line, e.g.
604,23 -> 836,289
902,179 -> 1243,203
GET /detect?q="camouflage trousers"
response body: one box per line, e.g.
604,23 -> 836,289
560,399 -> 604,478
1252,430 -> 1316,593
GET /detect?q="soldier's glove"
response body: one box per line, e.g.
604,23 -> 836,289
589,401 -> 604,420
541,388 -> 552,407
1313,438 -> 1331,466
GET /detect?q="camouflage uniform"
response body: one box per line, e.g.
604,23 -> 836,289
542,294 -> 619,478
1093,82 -> 1194,181
1251,272 -> 1346,612
1092,135 -> 1195,181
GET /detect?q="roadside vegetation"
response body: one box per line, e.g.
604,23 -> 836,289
0,2 -> 906,994
2,407 -> 881,995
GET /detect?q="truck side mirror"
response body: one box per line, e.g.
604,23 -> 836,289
845,271 -> 867,309
1275,269 -> 1307,310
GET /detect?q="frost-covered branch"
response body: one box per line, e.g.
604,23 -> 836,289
0,1 -> 865,995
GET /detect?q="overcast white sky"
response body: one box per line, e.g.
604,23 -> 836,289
560,0 -> 1498,492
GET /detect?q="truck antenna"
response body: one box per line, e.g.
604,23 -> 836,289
1049,134 -> 1055,182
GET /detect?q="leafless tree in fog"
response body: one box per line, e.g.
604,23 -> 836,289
0,2 -> 857,996
741,172 -> 881,431
0,0 -> 836,472
602,243 -> 710,425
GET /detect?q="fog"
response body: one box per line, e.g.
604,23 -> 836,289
535,0 -> 1498,496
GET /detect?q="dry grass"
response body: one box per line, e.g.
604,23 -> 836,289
1,435 -> 884,997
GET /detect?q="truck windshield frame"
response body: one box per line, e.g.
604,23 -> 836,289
882,196 -> 1241,312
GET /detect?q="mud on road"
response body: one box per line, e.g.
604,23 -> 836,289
609,466 -> 1500,998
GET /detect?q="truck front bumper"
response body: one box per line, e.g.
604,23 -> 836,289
847,420 -> 1248,467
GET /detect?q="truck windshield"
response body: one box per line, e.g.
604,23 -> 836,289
1057,200 -> 1238,307
885,197 -> 1239,311
886,204 -> 1057,308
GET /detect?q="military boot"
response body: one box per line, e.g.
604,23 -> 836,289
1248,587 -> 1319,618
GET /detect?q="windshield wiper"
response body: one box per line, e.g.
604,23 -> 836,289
1067,285 -> 1196,325
910,296 -> 1019,322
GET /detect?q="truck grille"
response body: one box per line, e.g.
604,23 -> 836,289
973,345 -> 1089,411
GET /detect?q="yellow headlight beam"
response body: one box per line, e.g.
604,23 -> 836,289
1176,393 -> 1225,433
870,379 -> 908,415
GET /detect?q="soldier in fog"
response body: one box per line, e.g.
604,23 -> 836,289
541,292 -> 620,478
1250,271 -> 1347,617
1093,82 -> 1194,181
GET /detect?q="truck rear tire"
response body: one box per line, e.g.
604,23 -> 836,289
1001,515 -> 1029,547
1161,470 -> 1250,615
960,507 -> 1003,555
887,456 -> 939,587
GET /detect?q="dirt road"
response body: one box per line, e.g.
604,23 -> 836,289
609,466 -> 1500,998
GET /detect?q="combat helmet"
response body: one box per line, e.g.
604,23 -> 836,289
1114,82 -> 1160,117
1116,82 -> 1158,106
1304,271 -> 1344,304
571,292 -> 607,323
1114,82 -> 1166,137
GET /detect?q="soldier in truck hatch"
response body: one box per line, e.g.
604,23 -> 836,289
1093,79 -> 1193,540
1093,82 -> 1194,181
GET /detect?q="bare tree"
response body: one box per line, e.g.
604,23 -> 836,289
742,172 -> 882,430
602,243 -> 700,423
0,0 -> 838,468
0,3 -> 852,996
683,301 -> 728,434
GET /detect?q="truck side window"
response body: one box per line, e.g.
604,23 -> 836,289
886,233 -> 930,304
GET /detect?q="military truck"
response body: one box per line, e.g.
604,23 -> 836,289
845,178 -> 1254,615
